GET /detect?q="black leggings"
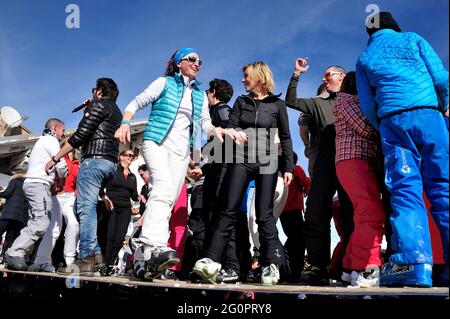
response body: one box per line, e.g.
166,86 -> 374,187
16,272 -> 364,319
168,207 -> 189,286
104,206 -> 131,266
204,162 -> 285,266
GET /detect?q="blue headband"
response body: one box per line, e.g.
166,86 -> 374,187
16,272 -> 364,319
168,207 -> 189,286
174,48 -> 197,65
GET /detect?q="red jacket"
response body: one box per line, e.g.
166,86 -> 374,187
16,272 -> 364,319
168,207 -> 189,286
51,156 -> 79,196
283,165 -> 310,212
64,157 -> 79,194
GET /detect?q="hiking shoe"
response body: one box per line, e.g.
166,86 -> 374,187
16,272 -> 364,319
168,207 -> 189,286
144,249 -> 180,280
261,264 -> 280,286
299,264 -> 329,286
380,262 -> 432,288
28,263 -> 56,273
58,255 -> 95,276
193,258 -> 221,284
5,255 -> 27,271
216,268 -> 240,284
350,266 -> 380,288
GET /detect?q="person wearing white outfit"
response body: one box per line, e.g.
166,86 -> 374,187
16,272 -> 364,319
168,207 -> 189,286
28,150 -> 79,272
115,48 -> 223,280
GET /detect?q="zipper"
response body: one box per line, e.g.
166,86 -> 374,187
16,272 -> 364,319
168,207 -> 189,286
251,97 -> 259,127
163,84 -> 187,142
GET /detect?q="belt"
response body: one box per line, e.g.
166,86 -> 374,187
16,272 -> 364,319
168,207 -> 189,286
82,155 -> 116,163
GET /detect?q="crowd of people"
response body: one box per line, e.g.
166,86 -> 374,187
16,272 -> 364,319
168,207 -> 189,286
0,11 -> 448,289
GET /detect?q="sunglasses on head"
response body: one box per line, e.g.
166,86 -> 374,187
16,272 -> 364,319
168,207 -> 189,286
181,56 -> 203,66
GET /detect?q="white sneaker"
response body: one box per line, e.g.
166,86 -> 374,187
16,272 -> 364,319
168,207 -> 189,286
351,266 -> 380,288
261,264 -> 280,286
193,258 -> 221,284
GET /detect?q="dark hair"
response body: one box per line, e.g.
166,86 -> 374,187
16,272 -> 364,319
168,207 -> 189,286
45,118 -> 64,129
366,11 -> 401,36
293,151 -> 298,165
119,149 -> 134,156
138,164 -> 148,172
340,71 -> 357,95
96,78 -> 119,101
165,51 -> 178,76
316,83 -> 326,96
208,79 -> 233,103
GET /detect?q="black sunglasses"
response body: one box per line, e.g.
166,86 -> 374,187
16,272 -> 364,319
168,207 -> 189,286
181,56 -> 203,66
122,153 -> 134,158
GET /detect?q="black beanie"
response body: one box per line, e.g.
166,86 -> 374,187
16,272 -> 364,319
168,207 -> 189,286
366,11 -> 401,36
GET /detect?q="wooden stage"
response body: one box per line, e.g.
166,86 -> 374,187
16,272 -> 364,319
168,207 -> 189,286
0,268 -> 448,302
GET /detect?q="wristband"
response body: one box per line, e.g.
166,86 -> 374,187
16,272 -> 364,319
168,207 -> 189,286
121,120 -> 131,126
52,156 -> 60,164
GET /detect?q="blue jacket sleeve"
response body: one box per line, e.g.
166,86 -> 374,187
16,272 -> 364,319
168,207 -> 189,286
356,59 -> 379,130
416,34 -> 449,111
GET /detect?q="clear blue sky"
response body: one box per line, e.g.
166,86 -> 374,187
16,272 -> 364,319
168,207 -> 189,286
1,0 -> 448,172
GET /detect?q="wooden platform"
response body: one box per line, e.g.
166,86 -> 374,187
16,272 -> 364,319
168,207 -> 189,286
1,268 -> 448,301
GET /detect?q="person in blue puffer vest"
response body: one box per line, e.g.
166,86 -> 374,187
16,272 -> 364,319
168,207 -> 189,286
115,48 -> 222,280
356,11 -> 449,288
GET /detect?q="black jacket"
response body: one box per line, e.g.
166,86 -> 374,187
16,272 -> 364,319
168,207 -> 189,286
0,175 -> 28,225
226,94 -> 294,173
210,102 -> 231,128
103,165 -> 139,208
68,97 -> 122,163
139,183 -> 151,214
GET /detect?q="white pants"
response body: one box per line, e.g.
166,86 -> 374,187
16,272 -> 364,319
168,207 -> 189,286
140,140 -> 189,250
34,192 -> 79,265
248,173 -> 288,251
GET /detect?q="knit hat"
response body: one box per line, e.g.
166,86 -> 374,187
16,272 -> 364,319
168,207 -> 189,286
366,11 -> 401,36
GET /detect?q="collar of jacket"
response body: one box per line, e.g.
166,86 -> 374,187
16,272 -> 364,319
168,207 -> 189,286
173,72 -> 201,88
241,93 -> 282,103
211,102 -> 228,108
368,28 -> 396,44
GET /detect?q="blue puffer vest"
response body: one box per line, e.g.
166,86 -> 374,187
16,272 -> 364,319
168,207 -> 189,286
143,73 -> 204,147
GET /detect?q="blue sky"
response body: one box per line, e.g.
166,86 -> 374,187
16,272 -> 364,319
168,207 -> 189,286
1,0 -> 448,172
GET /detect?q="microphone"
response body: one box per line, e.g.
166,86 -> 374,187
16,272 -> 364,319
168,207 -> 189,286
72,101 -> 90,113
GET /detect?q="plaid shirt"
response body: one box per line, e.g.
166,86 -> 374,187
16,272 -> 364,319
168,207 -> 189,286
333,93 -> 380,163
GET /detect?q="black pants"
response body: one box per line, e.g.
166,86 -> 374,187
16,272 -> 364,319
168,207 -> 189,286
0,219 -> 23,256
204,162 -> 284,266
304,139 -> 353,270
182,163 -> 251,275
222,211 -> 251,275
280,210 -> 305,280
104,206 -> 131,266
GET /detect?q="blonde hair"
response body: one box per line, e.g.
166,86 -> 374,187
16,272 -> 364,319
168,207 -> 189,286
242,61 -> 275,93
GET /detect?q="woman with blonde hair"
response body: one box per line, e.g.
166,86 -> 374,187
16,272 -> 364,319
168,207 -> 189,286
194,61 -> 294,286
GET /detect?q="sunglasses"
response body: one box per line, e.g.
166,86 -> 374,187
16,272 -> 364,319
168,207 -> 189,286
181,56 -> 203,66
323,71 -> 342,78
122,153 -> 134,159
92,88 -> 98,94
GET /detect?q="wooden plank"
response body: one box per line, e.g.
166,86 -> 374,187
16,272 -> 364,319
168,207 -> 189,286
1,269 -> 448,297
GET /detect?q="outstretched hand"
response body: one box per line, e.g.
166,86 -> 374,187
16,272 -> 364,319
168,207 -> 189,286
294,57 -> 309,75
